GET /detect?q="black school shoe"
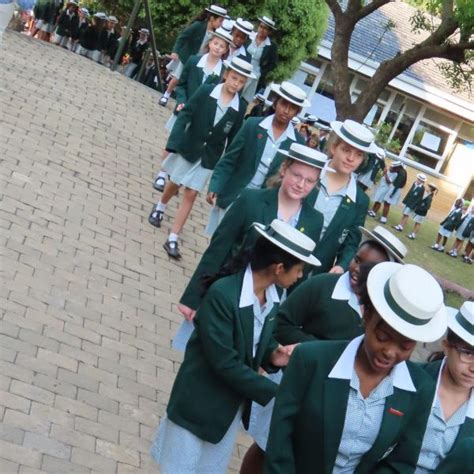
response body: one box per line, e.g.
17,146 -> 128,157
148,207 -> 164,228
164,239 -> 181,259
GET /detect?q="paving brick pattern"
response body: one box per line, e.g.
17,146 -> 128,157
0,31 -> 250,473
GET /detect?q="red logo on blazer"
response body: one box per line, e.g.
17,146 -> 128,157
388,407 -> 404,417
257,133 -> 263,139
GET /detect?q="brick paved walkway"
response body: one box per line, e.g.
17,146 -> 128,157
0,32 -> 249,473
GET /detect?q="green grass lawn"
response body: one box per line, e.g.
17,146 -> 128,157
363,206 -> 473,309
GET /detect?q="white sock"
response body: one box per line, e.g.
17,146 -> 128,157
163,91 -> 171,99
168,233 -> 178,242
158,171 -> 167,179
156,202 -> 167,212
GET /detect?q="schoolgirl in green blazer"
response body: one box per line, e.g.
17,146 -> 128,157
393,173 -> 427,233
178,144 -> 328,320
159,4 -> 228,107
304,119 -> 378,274
405,183 -> 438,240
430,198 -> 464,252
150,220 -> 320,473
379,302 -> 473,473
265,262 -> 448,474
148,58 -> 254,259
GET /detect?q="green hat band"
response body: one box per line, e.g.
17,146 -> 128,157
340,124 -> 371,149
265,227 -> 311,257
455,311 -> 474,335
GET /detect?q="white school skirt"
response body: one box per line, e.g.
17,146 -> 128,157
372,180 -> 392,203
413,214 -> 425,224
166,58 -> 184,79
205,204 -> 230,235
247,370 -> 283,450
455,218 -> 471,240
438,225 -> 452,238
358,170 -> 374,189
403,205 -> 415,216
151,410 -> 243,474
383,185 -> 402,205
162,153 -> 212,192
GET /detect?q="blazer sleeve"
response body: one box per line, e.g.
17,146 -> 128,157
264,344 -> 311,474
172,21 -> 198,58
335,192 -> 369,270
174,57 -> 194,106
179,192 -> 251,310
197,285 -> 278,407
208,119 -> 251,195
165,86 -> 203,152
275,277 -> 322,345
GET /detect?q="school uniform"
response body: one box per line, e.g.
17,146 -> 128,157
180,186 -> 323,311
438,207 -> 463,238
55,9 -> 78,47
151,266 -> 281,472
208,115 -> 304,211
165,53 -> 224,131
167,20 -> 209,80
413,193 -> 434,223
163,83 -> 246,192
379,358 -> 474,474
228,43 -> 251,62
265,336 -> 434,474
78,23 -> 100,58
248,271 -> 363,450
242,36 -> 277,102
125,37 -> 149,77
402,182 -> 425,215
384,167 -> 408,205
455,214 -> 474,241
306,167 -> 369,273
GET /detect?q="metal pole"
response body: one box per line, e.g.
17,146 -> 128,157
136,49 -> 151,82
142,0 -> 164,92
111,0 -> 142,72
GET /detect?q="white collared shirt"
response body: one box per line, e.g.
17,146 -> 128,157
247,36 -> 271,75
415,357 -> 473,473
239,265 -> 279,357
330,335 -> 416,473
247,114 -> 297,189
196,53 -> 223,83
331,272 -> 362,317
314,162 -> 358,237
228,44 -> 248,61
209,83 -> 240,125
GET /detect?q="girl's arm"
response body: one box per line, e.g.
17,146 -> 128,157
179,192 -> 252,310
197,286 -> 278,406
174,57 -> 193,107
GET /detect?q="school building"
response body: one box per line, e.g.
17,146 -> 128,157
289,0 -> 473,219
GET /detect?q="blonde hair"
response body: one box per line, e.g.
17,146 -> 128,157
266,158 -> 292,188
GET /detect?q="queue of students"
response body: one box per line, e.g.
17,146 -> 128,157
142,5 -> 473,473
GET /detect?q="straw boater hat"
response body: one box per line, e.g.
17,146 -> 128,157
278,143 -> 331,170
304,114 -> 318,125
360,226 -> 407,263
253,220 -> 321,267
223,57 -> 256,79
270,81 -> 311,107
367,263 -> 448,342
375,146 -> 386,159
416,173 -> 427,182
447,302 -> 473,346
79,7 -> 90,16
222,18 -> 234,32
139,28 -> 149,35
210,27 -> 235,47
258,16 -> 277,30
108,15 -> 118,23
233,18 -> 254,36
205,5 -> 228,18
331,119 -> 378,153
291,117 -> 301,126
391,160 -> 403,167
94,12 -> 108,20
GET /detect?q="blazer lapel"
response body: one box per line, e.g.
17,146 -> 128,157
450,416 -> 474,450
359,388 -> 412,466
252,125 -> 268,173
320,195 -> 354,244
261,188 -> 279,222
253,305 -> 278,369
323,378 -> 350,472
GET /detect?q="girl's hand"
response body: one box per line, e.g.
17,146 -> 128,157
271,345 -> 293,367
169,52 -> 179,61
206,192 -> 217,205
176,103 -> 185,112
329,265 -> 344,274
177,303 -> 196,321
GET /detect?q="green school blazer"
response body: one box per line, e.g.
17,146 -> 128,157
179,187 -> 323,310
402,183 -> 424,209
275,273 -> 363,345
264,341 -> 434,474
414,193 -> 433,217
306,184 -> 369,273
174,54 -> 222,107
166,84 -> 246,170
257,41 -> 278,90
208,116 -> 304,209
172,20 -> 207,64
167,271 -> 279,444
440,209 -> 463,231
378,359 -> 474,473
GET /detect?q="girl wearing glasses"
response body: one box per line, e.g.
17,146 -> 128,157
387,301 -> 473,473
177,144 -> 326,322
